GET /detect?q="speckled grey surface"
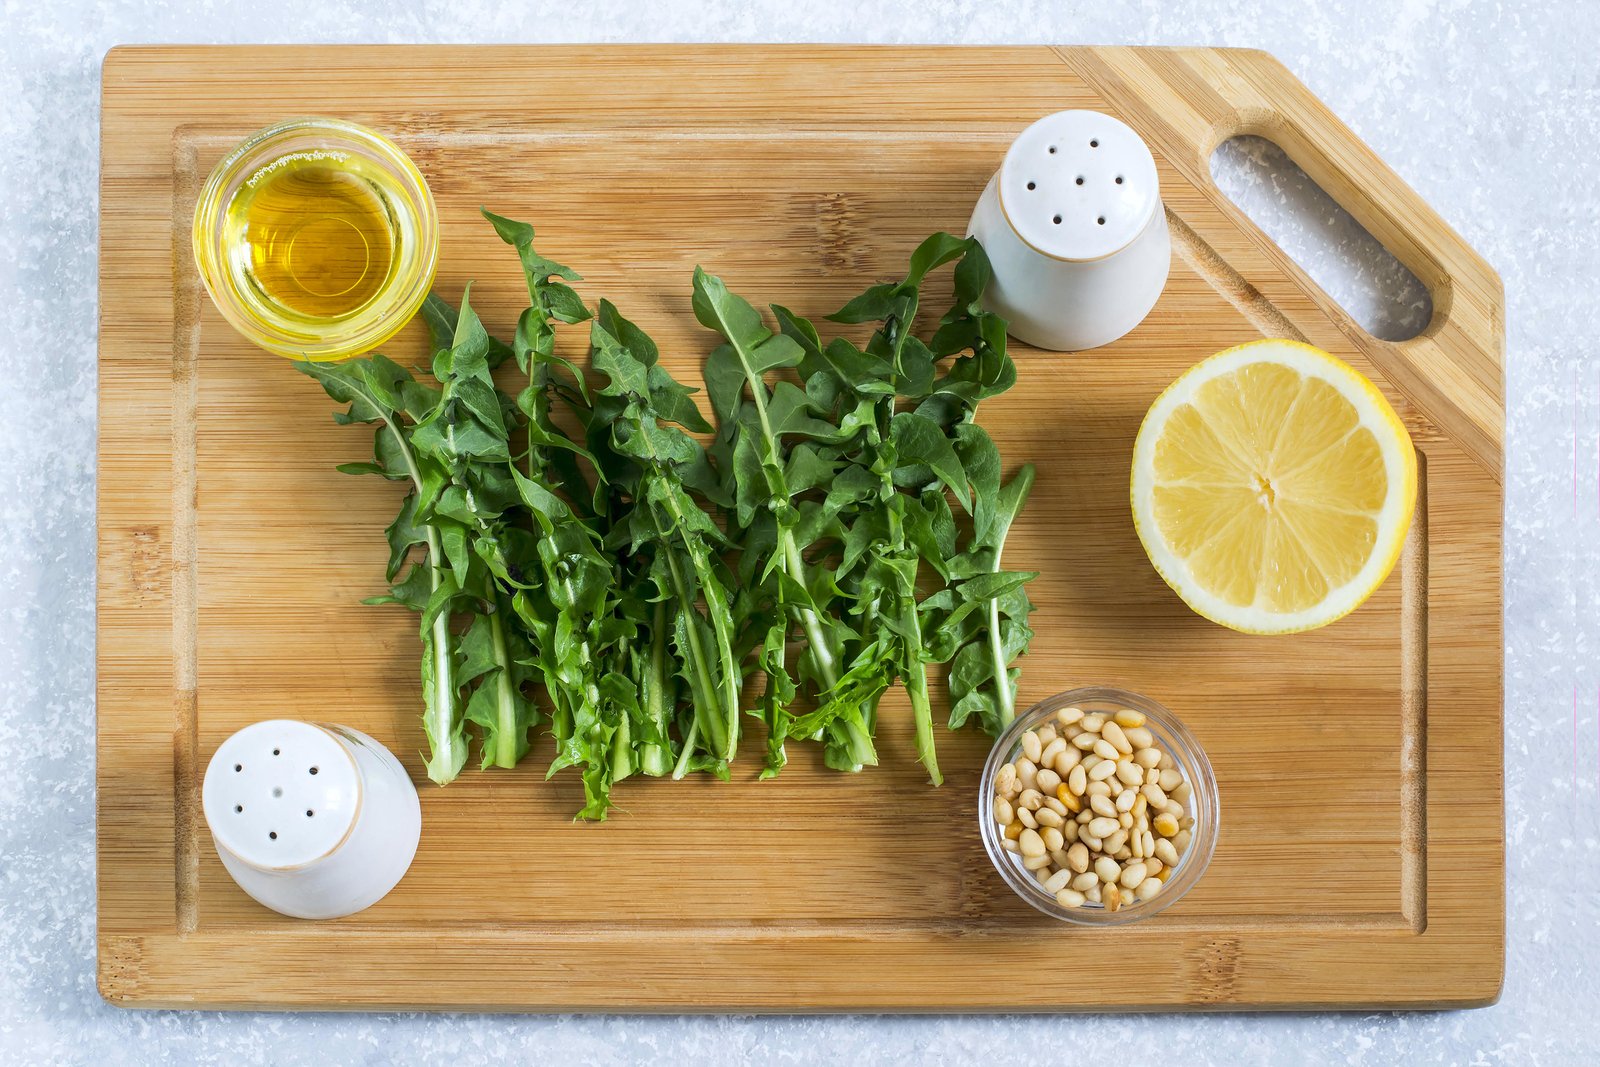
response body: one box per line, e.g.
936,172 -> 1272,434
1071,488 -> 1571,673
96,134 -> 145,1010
2,0 -> 1592,1063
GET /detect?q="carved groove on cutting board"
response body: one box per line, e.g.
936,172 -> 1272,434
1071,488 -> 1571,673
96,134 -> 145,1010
1167,211 -> 1305,343
171,133 -> 206,937
1399,458 -> 1429,933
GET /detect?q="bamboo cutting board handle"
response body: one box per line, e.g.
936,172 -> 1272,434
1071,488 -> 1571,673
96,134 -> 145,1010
1066,47 -> 1506,479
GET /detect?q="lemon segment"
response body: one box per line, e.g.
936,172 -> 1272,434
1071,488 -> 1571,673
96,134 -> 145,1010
1131,339 -> 1417,634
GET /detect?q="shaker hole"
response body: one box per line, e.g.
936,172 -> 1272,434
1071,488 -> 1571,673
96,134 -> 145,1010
1115,175 -> 1124,184
272,748 -> 280,756
309,766 -> 319,775
1047,145 -> 1056,154
1052,215 -> 1062,225
1075,176 -> 1084,186
306,809 -> 315,818
1090,139 -> 1099,148
269,831 -> 278,840
234,804 -> 243,813
1097,217 -> 1106,225
1026,181 -> 1035,190
234,763 -> 242,772
272,787 -> 283,797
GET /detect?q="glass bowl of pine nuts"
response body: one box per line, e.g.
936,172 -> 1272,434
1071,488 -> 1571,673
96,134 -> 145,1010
979,686 -> 1218,925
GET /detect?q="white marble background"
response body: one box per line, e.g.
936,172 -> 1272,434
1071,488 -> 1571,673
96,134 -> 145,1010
2,0 -> 1593,1063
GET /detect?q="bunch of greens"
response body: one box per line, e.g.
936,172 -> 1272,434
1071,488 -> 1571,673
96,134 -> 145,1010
301,211 -> 1037,816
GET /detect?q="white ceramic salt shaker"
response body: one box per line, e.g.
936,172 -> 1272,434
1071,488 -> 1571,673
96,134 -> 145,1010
201,720 -> 422,919
967,109 -> 1171,351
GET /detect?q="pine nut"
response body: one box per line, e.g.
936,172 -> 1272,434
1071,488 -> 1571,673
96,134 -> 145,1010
1103,883 -> 1123,912
1174,828 -> 1192,852
1142,783 -> 1168,808
1036,723 -> 1058,747
1018,808 -> 1037,829
1145,857 -> 1163,876
1124,726 -> 1153,748
1080,714 -> 1107,734
1018,828 -> 1046,857
1043,795 -> 1067,816
1101,721 -> 1133,755
1071,733 -> 1099,752
1105,828 -> 1128,854
1089,794 -> 1117,818
1145,766 -> 1161,785
1080,832 -> 1103,851
1131,830 -> 1145,859
1071,870 -> 1099,892
1089,760 -> 1118,782
1134,747 -> 1162,769
1041,868 -> 1072,894
1004,820 -> 1023,840
1154,838 -> 1179,866
1086,779 -> 1112,797
1016,757 -> 1038,791
1066,842 -> 1090,873
1021,730 -> 1042,762
1085,882 -> 1102,904
1115,787 -> 1137,813
1053,747 -> 1081,775
993,796 -> 1015,825
1094,856 -> 1121,883
1089,738 -> 1116,761
1023,852 -> 1052,870
1064,723 -> 1084,739
1018,788 -> 1044,811
1036,767 -> 1062,795
1136,877 -> 1163,902
1063,820 -> 1080,843
1132,793 -> 1148,818
1039,737 -> 1067,768
1087,816 -> 1119,838
1056,888 -> 1087,908
1115,760 -> 1144,787
1166,802 -> 1186,822
1114,708 -> 1147,728
1157,750 -> 1175,771
1058,787 -> 1082,815
1172,781 -> 1193,806
1153,812 -> 1180,837
1118,812 -> 1132,829
1040,826 -> 1065,851
1119,861 -> 1148,889
1159,767 -> 1183,792
1065,764 -> 1087,796
1142,830 -> 1155,857
1035,807 -> 1064,829
1049,847 -> 1070,868
1057,706 -> 1085,727
997,762 -> 1017,793
1002,838 -> 1020,852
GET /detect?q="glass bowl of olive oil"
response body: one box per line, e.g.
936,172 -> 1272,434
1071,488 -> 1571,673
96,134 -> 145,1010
192,117 -> 438,362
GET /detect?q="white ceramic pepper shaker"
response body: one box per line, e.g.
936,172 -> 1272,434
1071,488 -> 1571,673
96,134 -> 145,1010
967,109 -> 1171,351
201,720 -> 421,919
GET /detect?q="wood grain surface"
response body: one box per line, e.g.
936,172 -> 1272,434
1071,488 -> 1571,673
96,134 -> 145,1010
97,45 -> 1504,1011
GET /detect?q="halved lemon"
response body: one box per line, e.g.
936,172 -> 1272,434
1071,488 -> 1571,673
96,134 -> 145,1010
1130,339 -> 1417,634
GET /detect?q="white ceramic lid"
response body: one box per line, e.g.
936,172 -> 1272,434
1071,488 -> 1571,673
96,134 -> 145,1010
997,109 -> 1161,262
202,720 -> 361,870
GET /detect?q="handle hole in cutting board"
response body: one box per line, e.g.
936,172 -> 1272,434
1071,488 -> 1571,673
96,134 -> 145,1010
1210,135 -> 1432,342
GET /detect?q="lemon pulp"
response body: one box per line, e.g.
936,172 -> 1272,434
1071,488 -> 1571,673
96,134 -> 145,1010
1131,340 -> 1417,634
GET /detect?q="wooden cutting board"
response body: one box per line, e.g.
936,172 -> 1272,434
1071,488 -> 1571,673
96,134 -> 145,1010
97,45 -> 1504,1011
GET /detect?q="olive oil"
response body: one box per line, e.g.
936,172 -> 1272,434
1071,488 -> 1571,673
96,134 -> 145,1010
223,153 -> 404,321
193,118 -> 438,361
